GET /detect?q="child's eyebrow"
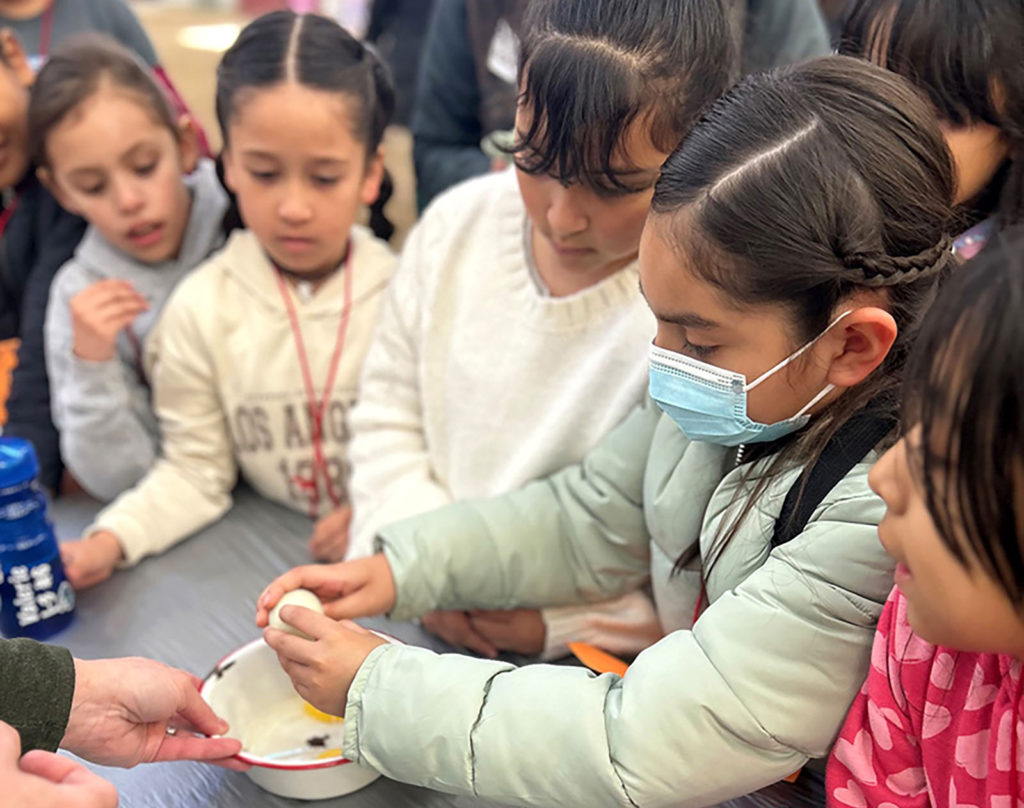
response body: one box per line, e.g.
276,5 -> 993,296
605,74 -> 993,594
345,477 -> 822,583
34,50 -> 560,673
638,279 -> 721,330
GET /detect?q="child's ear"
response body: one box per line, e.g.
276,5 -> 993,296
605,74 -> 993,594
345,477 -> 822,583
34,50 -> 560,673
359,146 -> 386,207
823,306 -> 898,389
1,29 -> 34,87
37,166 -> 79,215
176,115 -> 200,175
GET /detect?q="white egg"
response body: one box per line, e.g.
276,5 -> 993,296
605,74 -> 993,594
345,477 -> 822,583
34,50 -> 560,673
268,589 -> 325,640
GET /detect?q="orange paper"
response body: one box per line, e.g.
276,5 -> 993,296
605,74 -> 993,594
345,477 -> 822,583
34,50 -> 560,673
568,642 -> 629,677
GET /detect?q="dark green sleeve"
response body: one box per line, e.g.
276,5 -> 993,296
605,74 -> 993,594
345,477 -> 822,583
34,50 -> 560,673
0,639 -> 75,752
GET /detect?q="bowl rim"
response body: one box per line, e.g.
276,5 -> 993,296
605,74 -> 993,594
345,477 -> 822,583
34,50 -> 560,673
201,629 -> 401,771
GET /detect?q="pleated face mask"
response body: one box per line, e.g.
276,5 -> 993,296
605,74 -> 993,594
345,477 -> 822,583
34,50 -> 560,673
648,311 -> 852,446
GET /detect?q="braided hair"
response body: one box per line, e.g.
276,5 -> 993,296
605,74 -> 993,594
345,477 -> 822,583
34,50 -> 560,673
652,56 -> 955,569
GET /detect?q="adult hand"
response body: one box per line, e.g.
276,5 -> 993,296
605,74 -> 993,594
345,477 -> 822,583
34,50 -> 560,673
257,554 -> 396,626
307,505 -> 352,562
468,609 -> 546,656
60,532 -> 124,590
0,721 -> 117,808
421,611 -> 498,659
61,657 -> 247,770
70,280 -> 148,362
264,609 -> 387,717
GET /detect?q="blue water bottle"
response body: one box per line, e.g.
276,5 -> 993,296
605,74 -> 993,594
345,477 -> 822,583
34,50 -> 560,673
0,439 -> 75,639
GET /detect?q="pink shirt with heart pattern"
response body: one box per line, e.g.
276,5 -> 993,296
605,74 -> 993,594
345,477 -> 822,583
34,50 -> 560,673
826,587 -> 1024,808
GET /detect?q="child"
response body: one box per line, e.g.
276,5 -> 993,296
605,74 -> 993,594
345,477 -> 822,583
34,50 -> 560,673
58,11 -> 397,590
826,232 -> 1024,806
0,31 -> 85,492
841,0 -> 1023,260
36,37 -> 229,502
258,56 -> 956,806
345,0 -> 736,660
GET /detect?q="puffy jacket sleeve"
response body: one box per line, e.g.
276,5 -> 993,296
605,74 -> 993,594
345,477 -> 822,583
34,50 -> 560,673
87,276 -> 236,564
45,265 -> 157,501
377,400 -> 660,619
346,468 -> 892,808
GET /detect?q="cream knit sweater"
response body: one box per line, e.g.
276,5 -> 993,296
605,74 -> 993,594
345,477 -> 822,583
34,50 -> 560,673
91,227 -> 395,565
348,170 -> 662,657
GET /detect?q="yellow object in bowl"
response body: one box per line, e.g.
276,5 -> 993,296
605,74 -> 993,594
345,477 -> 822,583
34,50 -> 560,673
303,702 -> 344,724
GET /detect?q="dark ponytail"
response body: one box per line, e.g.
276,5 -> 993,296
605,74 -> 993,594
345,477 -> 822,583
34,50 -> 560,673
216,11 -> 397,240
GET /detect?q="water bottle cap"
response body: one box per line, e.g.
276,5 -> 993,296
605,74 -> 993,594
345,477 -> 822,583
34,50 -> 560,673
0,438 -> 40,488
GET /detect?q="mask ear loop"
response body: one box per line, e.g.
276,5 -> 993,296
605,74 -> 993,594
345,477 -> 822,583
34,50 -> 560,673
744,310 -> 854,392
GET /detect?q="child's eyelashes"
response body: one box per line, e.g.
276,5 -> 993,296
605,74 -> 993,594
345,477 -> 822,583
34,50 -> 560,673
682,339 -> 717,359
133,162 -> 158,178
245,169 -> 342,188
248,169 -> 279,184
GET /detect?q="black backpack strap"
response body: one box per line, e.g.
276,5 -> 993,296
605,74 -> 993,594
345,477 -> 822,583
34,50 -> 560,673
771,407 -> 896,549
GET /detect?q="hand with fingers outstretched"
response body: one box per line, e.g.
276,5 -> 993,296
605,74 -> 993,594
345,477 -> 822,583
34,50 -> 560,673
61,657 -> 247,771
256,553 -> 397,627
69,279 -> 149,363
0,721 -> 118,808
263,609 -> 389,717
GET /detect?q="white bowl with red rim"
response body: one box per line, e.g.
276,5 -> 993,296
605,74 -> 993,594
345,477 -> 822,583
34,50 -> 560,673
201,633 -> 395,800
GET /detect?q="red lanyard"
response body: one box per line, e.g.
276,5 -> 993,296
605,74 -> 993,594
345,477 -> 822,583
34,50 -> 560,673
0,193 -> 21,239
691,580 -> 707,628
274,250 -> 354,518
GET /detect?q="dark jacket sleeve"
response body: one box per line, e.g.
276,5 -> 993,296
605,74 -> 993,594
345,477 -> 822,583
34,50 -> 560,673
3,185 -> 86,492
0,639 -> 75,753
411,0 -> 492,210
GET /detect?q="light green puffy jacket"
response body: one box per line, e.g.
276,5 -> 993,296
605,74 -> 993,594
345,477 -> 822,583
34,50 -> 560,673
342,400 -> 894,807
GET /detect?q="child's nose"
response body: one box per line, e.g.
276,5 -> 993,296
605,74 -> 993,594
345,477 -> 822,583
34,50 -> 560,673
547,186 -> 588,237
277,186 -> 313,224
113,178 -> 145,214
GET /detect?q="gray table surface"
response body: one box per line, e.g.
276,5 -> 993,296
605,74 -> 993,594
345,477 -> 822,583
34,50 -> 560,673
48,488 -> 824,808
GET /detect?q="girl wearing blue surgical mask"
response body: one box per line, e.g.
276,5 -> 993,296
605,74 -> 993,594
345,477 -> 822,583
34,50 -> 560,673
255,57 -> 955,806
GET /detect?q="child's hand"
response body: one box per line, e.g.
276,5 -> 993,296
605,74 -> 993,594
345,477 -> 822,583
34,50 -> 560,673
60,532 -> 124,590
70,280 -> 148,362
421,611 -> 499,658
469,609 -> 547,656
421,609 -> 547,657
308,505 -> 351,562
256,554 -> 396,626
264,609 -> 387,717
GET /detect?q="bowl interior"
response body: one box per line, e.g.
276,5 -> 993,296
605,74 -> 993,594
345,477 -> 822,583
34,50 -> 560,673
202,638 -> 347,768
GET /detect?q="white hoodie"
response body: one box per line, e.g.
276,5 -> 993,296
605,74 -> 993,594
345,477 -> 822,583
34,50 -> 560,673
90,225 -> 395,565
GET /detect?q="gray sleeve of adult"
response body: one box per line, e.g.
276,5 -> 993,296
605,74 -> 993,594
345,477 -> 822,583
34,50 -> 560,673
742,0 -> 830,74
105,0 -> 159,65
0,639 -> 75,753
411,0 -> 492,210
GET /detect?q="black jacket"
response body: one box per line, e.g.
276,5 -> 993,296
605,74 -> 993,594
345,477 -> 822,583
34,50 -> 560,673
0,175 -> 87,492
